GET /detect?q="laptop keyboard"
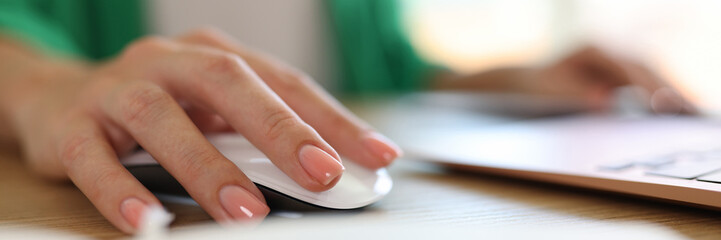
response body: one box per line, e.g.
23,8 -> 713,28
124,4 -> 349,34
599,149 -> 721,183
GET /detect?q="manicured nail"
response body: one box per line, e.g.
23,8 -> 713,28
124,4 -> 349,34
219,185 -> 269,220
362,132 -> 403,165
299,145 -> 344,185
120,197 -> 148,229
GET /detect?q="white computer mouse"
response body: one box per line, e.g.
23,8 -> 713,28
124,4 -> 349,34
120,134 -> 393,210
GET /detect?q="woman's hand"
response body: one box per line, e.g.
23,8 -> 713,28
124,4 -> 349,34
434,46 -> 695,114
0,28 -> 402,234
538,46 -> 694,113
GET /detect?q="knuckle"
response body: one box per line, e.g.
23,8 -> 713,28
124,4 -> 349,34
176,148 -> 218,178
195,52 -> 254,90
263,110 -> 303,141
87,168 -> 126,200
118,83 -> 173,127
202,52 -> 248,75
122,36 -> 173,59
58,134 -> 94,169
187,26 -> 226,42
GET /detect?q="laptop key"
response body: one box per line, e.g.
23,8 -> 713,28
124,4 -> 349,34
636,156 -> 675,168
698,171 -> 721,183
646,161 -> 721,179
598,161 -> 634,171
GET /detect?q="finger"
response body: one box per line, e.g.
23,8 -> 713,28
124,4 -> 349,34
565,46 -> 697,114
561,46 -> 631,87
56,115 -> 160,234
623,63 -> 699,115
177,28 -> 402,169
98,79 -> 269,222
119,37 -> 345,192
184,105 -> 234,133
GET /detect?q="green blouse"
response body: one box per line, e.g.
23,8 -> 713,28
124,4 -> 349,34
0,0 -> 144,60
0,0 -> 435,93
327,0 -> 437,93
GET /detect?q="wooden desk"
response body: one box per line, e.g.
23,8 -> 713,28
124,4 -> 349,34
3,145 -> 721,239
0,148 -> 212,239
2,96 -> 721,239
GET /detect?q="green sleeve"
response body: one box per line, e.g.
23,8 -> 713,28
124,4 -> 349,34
0,0 -> 81,56
328,0 -> 441,94
0,0 -> 145,60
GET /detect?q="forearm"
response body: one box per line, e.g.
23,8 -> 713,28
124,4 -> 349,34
430,67 -> 543,93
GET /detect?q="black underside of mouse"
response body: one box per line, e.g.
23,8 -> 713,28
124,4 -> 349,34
126,165 -> 364,212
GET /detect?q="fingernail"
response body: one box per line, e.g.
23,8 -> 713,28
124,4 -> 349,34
299,145 -> 344,185
219,185 -> 270,221
362,132 -> 403,165
120,197 -> 148,229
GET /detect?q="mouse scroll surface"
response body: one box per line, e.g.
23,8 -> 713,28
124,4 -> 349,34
121,134 -> 393,209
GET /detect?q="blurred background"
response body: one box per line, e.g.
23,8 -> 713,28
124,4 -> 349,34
150,0 -> 721,111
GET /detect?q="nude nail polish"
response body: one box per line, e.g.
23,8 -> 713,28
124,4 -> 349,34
298,145 -> 344,185
120,197 -> 148,228
219,185 -> 269,220
362,132 -> 403,165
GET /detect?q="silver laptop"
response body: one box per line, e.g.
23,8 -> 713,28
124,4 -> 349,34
376,87 -> 721,210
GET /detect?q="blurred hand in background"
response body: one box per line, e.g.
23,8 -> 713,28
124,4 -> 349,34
433,46 -> 695,114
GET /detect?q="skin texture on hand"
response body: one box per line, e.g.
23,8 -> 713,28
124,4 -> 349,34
0,28 -> 403,234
